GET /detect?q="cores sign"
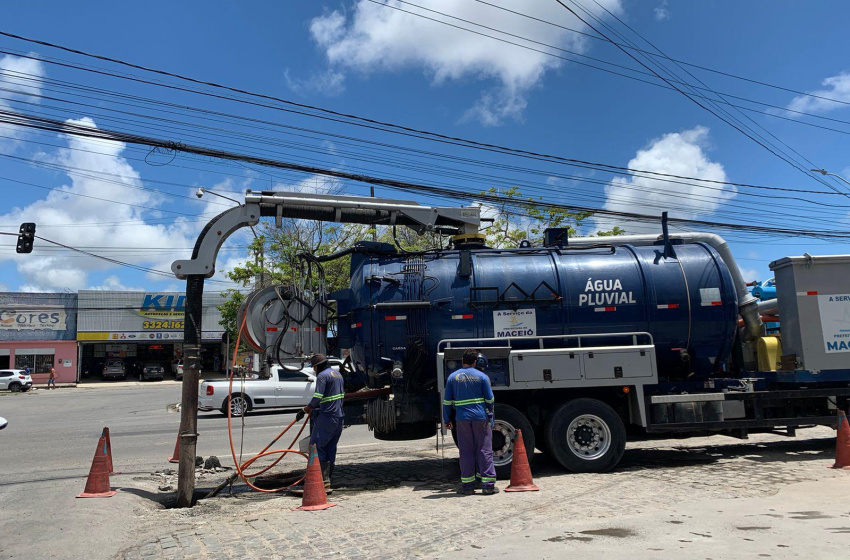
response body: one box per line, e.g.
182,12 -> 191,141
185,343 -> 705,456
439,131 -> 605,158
0,309 -> 67,330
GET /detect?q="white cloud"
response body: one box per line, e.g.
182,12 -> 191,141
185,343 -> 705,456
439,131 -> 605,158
284,67 -> 345,96
305,0 -> 622,125
598,126 -> 734,233
654,0 -> 670,21
88,275 -> 146,291
738,267 -> 760,283
0,53 -> 46,146
786,71 -> 850,114
0,116 -> 206,291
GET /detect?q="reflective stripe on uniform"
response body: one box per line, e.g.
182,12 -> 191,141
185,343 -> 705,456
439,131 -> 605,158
320,393 -> 345,403
479,476 -> 496,483
453,397 -> 485,406
312,392 -> 324,399
460,476 -> 475,484
442,399 -> 454,406
484,398 -> 494,404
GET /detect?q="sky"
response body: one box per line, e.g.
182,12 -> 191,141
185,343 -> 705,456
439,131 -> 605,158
0,0 -> 849,293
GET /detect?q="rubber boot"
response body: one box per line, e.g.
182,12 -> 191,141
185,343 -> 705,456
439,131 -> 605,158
321,461 -> 333,495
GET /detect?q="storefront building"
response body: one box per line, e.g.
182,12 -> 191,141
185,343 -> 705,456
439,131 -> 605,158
0,292 -> 78,383
77,290 -> 227,380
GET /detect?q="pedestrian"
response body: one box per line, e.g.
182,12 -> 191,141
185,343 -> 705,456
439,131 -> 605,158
24,364 -> 31,376
298,353 -> 345,493
47,364 -> 56,389
443,350 -> 497,495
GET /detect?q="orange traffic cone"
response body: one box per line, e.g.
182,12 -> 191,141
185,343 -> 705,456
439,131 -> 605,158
829,410 -> 850,470
505,429 -> 539,492
77,428 -> 117,498
293,444 -> 336,511
168,434 -> 180,464
104,427 -> 119,475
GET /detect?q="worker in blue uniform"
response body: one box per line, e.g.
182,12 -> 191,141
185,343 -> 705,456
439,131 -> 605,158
300,353 -> 345,492
443,349 -> 498,495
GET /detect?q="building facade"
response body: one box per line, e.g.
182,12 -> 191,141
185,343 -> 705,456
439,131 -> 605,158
0,292 -> 78,383
76,290 -> 227,380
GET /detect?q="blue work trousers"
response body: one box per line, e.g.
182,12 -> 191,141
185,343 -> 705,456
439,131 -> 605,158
456,420 -> 496,489
309,413 -> 343,466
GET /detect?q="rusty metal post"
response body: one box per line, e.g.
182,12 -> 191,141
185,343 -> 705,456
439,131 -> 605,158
176,274 -> 204,507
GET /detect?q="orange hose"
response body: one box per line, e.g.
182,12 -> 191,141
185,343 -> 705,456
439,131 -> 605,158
226,314 -> 310,493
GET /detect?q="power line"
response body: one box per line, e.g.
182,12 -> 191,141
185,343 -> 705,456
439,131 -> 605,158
469,0 -> 850,109
4,107 -> 847,233
365,1 -> 850,136
552,0 -> 848,197
0,30 -> 841,194
3,69 -> 845,199
3,108 -> 848,240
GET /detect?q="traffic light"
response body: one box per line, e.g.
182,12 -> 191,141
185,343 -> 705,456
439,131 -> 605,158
16,222 -> 35,254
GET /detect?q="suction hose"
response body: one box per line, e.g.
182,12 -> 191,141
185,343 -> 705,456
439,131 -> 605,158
226,314 -> 310,493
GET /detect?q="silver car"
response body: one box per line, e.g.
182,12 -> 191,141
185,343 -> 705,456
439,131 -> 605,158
102,359 -> 126,380
0,369 -> 33,392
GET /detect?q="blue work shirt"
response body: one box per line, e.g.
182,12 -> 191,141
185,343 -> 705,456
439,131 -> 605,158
308,367 -> 345,418
442,367 -> 494,424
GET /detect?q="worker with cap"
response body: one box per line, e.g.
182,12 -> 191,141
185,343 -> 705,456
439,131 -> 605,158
443,349 -> 497,495
299,353 -> 345,492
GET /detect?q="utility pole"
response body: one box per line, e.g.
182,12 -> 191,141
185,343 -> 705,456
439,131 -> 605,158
370,185 -> 377,242
176,275 -> 204,507
171,191 -> 479,507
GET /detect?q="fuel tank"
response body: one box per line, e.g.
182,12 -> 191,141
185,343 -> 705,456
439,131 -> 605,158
336,241 -> 738,387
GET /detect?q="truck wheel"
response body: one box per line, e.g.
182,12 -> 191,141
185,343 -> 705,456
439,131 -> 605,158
545,398 -> 626,473
223,394 -> 251,417
491,404 -> 534,479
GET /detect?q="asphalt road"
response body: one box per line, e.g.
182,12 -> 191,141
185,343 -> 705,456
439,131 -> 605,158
0,383 -> 378,560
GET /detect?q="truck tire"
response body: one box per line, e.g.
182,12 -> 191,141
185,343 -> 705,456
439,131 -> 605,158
492,404 -> 534,479
545,398 -> 626,473
223,394 -> 251,417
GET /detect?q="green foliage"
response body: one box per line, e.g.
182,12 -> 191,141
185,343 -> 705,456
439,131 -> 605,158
595,226 -> 626,237
482,187 -> 622,247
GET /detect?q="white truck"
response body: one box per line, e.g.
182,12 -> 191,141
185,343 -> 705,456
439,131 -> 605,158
198,360 -> 341,417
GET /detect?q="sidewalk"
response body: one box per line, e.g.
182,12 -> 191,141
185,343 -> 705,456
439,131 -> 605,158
114,426 -> 848,560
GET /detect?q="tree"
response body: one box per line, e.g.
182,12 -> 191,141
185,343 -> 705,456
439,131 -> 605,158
481,187 -> 623,247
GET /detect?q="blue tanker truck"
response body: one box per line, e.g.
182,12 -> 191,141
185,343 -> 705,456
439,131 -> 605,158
190,192 -> 850,476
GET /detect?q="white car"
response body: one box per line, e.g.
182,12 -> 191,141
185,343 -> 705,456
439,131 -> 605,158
0,369 -> 33,392
199,360 -> 341,417
172,359 -> 184,380
0,416 -> 7,430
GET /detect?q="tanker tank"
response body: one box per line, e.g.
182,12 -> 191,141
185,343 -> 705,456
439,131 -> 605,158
336,240 -> 739,389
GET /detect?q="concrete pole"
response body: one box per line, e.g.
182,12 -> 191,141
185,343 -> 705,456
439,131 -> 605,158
176,274 -> 204,508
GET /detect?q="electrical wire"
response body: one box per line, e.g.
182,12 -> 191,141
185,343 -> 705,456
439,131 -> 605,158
552,0 -> 849,198
4,109 -> 848,240
0,31 -> 842,193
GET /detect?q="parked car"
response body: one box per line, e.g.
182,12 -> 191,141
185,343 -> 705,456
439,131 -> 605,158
172,359 -> 184,380
199,360 -> 341,417
0,416 -> 7,430
140,362 -> 165,381
0,369 -> 32,392
102,359 -> 126,380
